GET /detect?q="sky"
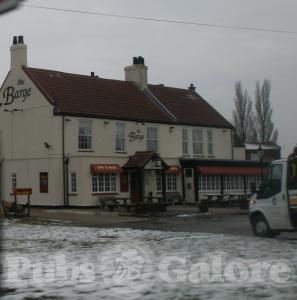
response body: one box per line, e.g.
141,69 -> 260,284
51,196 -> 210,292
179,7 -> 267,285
1,0 -> 297,156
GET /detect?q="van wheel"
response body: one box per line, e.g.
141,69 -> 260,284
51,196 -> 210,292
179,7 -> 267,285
251,215 -> 278,238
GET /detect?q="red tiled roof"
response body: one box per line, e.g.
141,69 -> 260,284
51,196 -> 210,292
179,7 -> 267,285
123,151 -> 155,169
23,67 -> 233,128
23,67 -> 172,123
148,84 -> 232,128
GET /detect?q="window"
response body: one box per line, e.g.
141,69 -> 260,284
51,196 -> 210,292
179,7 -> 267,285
258,165 -> 282,199
70,172 -> 77,193
11,173 -> 17,189
199,175 -> 220,192
246,175 -> 262,191
92,173 -> 117,193
207,129 -> 213,155
182,128 -> 189,155
223,175 -> 244,191
288,159 -> 297,190
192,128 -> 203,156
156,173 -> 178,192
78,119 -> 92,150
115,123 -> 125,152
147,126 -> 158,152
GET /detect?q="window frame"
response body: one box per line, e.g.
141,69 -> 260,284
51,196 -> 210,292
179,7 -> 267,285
92,173 -> 117,193
192,128 -> 204,156
207,128 -> 214,156
147,126 -> 158,152
70,172 -> 78,194
156,173 -> 178,192
182,128 -> 189,155
78,119 -> 93,150
11,173 -> 17,190
115,123 -> 126,152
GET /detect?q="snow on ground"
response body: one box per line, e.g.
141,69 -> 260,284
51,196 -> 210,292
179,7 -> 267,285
1,219 -> 297,300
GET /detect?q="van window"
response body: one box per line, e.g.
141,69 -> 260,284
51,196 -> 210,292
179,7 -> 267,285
288,159 -> 297,190
257,164 -> 282,199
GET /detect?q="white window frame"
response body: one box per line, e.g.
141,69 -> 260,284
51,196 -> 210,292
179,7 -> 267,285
92,173 -> 117,193
156,173 -> 178,192
70,172 -> 78,194
115,123 -> 126,152
207,128 -> 214,156
199,175 -> 220,192
182,128 -> 189,155
11,173 -> 17,190
223,175 -> 244,192
78,119 -> 92,150
192,128 -> 204,156
147,126 -> 158,152
246,175 -> 262,191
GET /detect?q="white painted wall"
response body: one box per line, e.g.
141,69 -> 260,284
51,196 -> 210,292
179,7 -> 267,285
0,39 -> 233,206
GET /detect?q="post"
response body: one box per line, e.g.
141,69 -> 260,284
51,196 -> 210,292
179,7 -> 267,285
27,194 -> 31,217
194,170 -> 199,203
14,192 -> 17,217
161,170 -> 166,203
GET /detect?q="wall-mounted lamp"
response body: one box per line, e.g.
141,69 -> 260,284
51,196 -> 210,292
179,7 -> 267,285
104,121 -> 110,125
137,121 -> 145,125
169,126 -> 175,132
65,118 -> 72,122
44,142 -> 51,149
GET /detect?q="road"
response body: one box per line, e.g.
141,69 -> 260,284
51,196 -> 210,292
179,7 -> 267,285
28,206 -> 297,239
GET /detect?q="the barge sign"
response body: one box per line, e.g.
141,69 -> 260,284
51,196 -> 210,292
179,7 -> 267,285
1,79 -> 32,107
129,130 -> 144,142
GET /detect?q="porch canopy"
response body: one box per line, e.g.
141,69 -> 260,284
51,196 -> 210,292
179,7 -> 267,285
122,151 -> 168,171
122,151 -> 169,204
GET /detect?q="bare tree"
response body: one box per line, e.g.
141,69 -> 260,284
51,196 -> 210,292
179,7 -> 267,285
253,79 -> 278,144
232,81 -> 253,143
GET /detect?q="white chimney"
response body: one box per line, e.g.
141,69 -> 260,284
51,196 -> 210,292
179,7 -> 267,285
124,56 -> 148,90
10,35 -> 27,71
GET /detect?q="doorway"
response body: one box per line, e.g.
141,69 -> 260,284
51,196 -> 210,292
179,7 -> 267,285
130,172 -> 141,204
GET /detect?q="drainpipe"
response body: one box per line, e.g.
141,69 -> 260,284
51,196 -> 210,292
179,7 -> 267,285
0,158 -> 3,201
230,129 -> 234,159
62,115 -> 67,207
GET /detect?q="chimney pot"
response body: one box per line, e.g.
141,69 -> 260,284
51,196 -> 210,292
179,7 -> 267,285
91,72 -> 95,77
138,56 -> 145,65
18,35 -> 24,44
188,83 -> 196,91
133,57 -> 138,65
13,36 -> 18,45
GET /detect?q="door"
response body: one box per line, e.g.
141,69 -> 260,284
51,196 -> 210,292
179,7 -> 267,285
130,172 -> 140,204
184,168 -> 195,203
256,164 -> 291,229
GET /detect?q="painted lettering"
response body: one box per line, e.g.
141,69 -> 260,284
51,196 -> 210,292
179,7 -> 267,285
129,131 -> 144,142
1,86 -> 32,107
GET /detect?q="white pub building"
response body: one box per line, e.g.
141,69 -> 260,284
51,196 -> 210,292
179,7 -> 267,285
0,36 -> 264,207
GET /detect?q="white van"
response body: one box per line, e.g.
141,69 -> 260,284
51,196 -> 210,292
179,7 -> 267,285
249,147 -> 297,237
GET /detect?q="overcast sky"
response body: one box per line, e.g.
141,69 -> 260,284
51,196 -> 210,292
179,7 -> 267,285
1,0 -> 297,156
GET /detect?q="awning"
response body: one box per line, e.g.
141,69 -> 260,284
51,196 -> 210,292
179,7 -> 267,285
90,164 -> 122,174
197,166 -> 265,176
166,166 -> 181,174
